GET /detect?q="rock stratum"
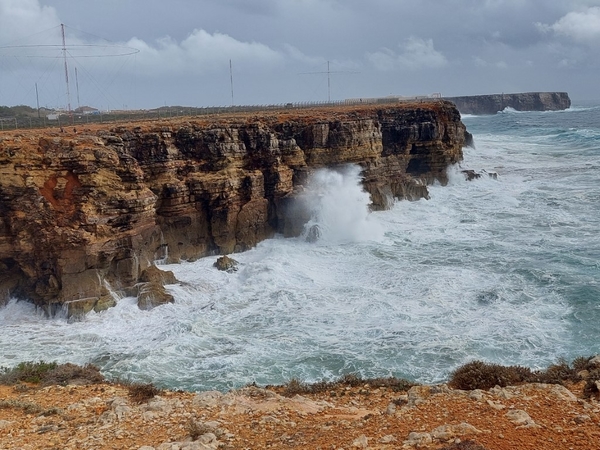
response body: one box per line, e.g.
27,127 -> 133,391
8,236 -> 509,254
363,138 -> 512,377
445,92 -> 571,115
0,101 -> 468,315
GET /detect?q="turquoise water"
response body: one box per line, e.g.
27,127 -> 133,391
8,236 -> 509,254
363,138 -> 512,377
1,105 -> 599,391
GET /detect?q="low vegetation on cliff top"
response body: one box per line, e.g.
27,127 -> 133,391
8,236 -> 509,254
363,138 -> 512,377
448,356 -> 600,398
2,357 -> 598,400
0,361 -> 104,386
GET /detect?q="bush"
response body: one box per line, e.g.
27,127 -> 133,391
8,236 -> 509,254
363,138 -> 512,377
449,356 -> 597,391
127,382 -> 162,404
583,369 -> 600,399
0,361 -> 58,384
448,361 -> 533,390
42,363 -> 104,386
0,361 -> 104,386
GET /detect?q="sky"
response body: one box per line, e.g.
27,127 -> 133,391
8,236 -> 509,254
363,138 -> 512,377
0,0 -> 599,110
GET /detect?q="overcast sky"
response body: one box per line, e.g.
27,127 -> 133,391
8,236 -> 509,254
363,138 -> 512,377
0,0 -> 599,109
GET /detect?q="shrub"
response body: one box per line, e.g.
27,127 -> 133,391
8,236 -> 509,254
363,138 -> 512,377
0,361 -> 58,384
0,361 -> 105,386
448,361 -> 533,390
583,369 -> 600,399
42,363 -> 104,386
127,382 -> 162,404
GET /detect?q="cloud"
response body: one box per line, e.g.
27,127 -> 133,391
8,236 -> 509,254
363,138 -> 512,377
367,37 -> 447,71
0,0 -> 60,44
124,29 -> 283,76
537,6 -> 600,44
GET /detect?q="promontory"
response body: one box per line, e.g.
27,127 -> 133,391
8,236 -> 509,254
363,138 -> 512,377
0,101 -> 470,315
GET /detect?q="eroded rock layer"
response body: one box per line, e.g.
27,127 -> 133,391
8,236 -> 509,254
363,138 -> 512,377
0,101 -> 468,313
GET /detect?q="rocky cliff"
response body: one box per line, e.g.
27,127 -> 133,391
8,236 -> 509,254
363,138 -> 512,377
0,101 -> 468,315
445,92 -> 571,115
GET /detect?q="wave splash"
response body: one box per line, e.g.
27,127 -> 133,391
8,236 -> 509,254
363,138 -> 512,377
300,165 -> 383,243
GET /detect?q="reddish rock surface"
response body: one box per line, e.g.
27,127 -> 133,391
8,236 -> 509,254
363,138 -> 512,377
0,381 -> 598,449
0,102 -> 468,314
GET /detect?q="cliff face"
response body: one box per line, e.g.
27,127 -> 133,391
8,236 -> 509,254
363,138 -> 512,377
0,101 -> 468,314
445,92 -> 571,115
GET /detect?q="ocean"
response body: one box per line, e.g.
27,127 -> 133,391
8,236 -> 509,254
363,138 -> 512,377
1,104 -> 599,391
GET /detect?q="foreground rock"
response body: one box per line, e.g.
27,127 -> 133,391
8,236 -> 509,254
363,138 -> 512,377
0,381 -> 598,449
0,102 -> 468,314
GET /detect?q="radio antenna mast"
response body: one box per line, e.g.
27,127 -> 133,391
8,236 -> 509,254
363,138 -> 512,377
61,23 -> 72,112
299,60 -> 358,102
229,59 -> 234,106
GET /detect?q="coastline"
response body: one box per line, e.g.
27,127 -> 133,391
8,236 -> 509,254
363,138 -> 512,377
0,358 -> 599,450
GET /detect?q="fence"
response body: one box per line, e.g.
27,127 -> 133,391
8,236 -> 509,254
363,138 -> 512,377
0,96 -> 444,132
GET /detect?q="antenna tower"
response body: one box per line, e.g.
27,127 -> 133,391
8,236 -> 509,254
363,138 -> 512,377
61,23 -> 72,112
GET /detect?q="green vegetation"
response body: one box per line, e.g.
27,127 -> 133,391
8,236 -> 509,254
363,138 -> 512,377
448,356 -> 600,397
0,361 -> 104,386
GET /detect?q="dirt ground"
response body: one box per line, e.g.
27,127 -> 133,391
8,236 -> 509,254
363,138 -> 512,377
1,380 -> 598,450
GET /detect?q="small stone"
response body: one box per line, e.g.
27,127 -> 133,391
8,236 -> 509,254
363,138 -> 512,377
573,414 -> 591,424
352,435 -> 368,448
404,432 -> 433,447
379,435 -> 396,443
386,403 -> 397,415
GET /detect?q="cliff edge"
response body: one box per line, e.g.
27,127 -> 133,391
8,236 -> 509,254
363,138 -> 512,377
445,92 -> 571,115
0,101 -> 468,315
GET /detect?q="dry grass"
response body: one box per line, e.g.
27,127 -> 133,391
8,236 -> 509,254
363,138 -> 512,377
280,373 -> 416,397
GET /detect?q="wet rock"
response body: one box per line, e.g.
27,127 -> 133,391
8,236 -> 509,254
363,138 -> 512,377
213,256 -> 238,272
137,282 -> 174,310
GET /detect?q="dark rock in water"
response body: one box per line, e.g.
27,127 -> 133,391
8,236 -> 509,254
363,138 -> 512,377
462,170 -> 482,181
462,169 -> 498,181
306,224 -> 321,243
214,255 -> 238,272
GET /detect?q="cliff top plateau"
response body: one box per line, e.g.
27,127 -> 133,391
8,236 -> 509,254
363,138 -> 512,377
0,359 -> 599,450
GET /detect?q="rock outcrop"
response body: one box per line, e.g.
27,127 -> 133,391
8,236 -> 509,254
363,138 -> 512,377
445,92 -> 571,115
0,101 -> 468,313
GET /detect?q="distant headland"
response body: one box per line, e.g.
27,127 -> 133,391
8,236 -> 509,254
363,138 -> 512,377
444,92 -> 571,115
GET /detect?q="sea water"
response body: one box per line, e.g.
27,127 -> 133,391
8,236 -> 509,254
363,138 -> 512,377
1,104 -> 599,391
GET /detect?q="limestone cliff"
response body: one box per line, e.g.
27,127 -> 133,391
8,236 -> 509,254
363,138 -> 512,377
0,101 -> 468,314
445,92 -> 571,115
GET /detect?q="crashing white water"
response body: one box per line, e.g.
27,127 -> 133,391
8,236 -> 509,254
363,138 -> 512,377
1,107 -> 599,391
